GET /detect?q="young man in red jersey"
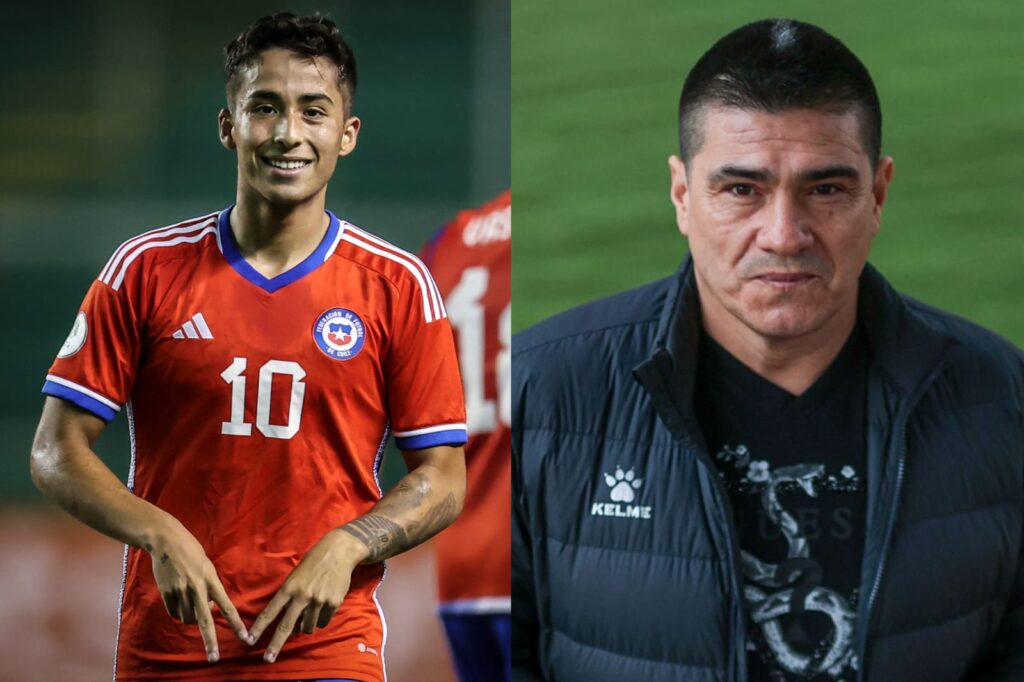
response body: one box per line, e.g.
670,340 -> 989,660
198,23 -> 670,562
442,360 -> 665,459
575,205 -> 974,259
30,13 -> 466,682
421,191 -> 511,681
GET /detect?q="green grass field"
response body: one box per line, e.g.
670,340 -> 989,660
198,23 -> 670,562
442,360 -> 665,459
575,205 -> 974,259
512,0 -> 1024,347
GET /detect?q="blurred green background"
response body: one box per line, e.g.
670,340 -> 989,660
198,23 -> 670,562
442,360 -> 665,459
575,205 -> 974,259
512,0 -> 1024,341
1,0 -> 509,500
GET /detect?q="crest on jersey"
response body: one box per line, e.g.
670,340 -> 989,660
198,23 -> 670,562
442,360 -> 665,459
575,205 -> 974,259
58,312 -> 88,358
313,308 -> 365,360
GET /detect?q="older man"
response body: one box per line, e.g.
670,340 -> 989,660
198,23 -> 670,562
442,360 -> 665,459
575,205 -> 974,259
512,18 -> 1024,682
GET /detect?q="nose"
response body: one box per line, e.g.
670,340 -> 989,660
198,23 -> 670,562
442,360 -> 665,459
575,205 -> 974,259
755,193 -> 814,255
273,110 -> 300,148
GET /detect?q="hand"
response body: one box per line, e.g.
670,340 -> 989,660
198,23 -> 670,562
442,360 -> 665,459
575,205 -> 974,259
149,523 -> 248,662
248,529 -> 366,663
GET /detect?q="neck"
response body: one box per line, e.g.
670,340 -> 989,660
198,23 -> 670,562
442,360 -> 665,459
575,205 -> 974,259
699,291 -> 857,397
230,191 -> 329,277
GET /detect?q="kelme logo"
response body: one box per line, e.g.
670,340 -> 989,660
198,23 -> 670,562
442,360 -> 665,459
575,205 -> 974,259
590,466 -> 652,520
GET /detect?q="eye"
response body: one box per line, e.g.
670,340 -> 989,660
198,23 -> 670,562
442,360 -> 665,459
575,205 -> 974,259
252,103 -> 277,115
305,108 -> 327,118
813,184 -> 841,196
728,184 -> 755,197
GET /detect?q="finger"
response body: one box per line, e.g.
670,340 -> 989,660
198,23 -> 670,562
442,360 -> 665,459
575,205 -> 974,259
161,591 -> 179,620
181,587 -> 198,625
301,601 -> 323,634
173,587 -> 191,623
317,604 -> 338,629
265,599 -> 306,663
248,591 -> 291,645
192,588 -> 221,663
207,577 -> 249,643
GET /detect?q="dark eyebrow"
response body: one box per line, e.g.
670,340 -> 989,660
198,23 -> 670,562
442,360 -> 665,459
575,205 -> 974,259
707,165 -> 776,185
798,165 -> 861,183
246,90 -> 335,105
707,164 -> 862,186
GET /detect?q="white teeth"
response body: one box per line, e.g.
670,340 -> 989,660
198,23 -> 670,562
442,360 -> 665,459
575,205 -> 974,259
267,159 -> 309,170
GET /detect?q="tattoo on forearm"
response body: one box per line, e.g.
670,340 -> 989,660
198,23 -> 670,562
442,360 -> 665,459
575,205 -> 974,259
375,472 -> 430,516
342,515 -> 412,562
342,490 -> 459,563
407,493 -> 458,542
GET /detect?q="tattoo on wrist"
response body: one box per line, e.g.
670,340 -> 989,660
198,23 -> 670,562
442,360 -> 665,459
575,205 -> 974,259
160,552 -> 169,564
342,515 -> 411,562
342,491 -> 458,562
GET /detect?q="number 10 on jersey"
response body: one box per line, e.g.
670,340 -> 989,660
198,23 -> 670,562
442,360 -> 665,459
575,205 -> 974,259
220,357 -> 307,439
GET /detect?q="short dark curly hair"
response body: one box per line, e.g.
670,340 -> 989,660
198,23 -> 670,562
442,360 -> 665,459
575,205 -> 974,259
224,13 -> 357,115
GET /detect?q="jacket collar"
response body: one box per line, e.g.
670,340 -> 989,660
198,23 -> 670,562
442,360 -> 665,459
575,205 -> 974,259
855,263 -> 958,397
635,257 -> 958,429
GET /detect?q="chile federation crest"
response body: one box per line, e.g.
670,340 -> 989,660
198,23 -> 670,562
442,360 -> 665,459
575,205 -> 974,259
313,308 -> 366,360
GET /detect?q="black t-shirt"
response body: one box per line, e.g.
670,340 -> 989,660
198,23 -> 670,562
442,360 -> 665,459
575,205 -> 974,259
694,326 -> 868,681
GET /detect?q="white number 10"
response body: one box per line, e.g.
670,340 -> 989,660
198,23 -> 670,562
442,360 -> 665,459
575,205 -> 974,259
220,357 -> 307,439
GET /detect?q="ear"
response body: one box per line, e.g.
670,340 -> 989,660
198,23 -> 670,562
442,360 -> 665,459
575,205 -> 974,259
668,155 -> 691,236
870,155 -> 895,234
339,116 -> 361,157
218,109 -> 236,150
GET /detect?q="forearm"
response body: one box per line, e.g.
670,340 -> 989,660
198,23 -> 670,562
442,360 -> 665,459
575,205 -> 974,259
31,408 -> 179,553
339,446 -> 465,563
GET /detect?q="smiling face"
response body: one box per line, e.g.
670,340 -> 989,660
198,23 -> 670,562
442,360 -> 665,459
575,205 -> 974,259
670,106 -> 894,343
218,47 -> 360,207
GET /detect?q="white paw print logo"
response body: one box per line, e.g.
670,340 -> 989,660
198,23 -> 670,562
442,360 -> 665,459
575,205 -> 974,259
604,467 -> 643,503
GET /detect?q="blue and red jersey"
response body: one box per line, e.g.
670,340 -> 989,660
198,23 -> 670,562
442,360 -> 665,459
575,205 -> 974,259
44,207 -> 467,681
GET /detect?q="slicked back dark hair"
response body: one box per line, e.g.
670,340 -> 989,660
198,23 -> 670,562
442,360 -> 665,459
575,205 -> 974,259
678,19 -> 881,166
224,13 -> 357,115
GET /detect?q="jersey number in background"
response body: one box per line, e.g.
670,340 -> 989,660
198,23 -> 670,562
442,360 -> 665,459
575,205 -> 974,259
220,358 -> 306,439
446,267 -> 510,435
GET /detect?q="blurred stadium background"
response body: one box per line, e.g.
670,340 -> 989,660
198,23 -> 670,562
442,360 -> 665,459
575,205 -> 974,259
0,1 -> 508,680
512,0 -> 1024,344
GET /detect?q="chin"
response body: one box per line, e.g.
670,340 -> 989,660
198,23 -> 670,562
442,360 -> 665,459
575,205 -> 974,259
743,308 -> 829,340
257,186 -> 322,206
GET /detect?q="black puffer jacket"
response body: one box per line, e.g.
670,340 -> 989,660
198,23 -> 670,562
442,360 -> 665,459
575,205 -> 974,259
512,259 -> 1024,681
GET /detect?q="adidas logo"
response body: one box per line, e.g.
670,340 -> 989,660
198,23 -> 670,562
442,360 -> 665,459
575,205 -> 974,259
171,312 -> 214,340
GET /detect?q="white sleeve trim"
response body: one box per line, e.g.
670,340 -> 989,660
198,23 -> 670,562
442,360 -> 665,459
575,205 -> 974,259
392,423 -> 468,437
438,597 -> 511,615
45,375 -> 121,412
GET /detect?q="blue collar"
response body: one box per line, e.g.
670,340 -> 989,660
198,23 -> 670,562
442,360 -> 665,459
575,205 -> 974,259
217,206 -> 341,293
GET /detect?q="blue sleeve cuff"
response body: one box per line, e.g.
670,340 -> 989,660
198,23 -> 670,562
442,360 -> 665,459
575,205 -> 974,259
395,428 -> 468,450
42,380 -> 118,422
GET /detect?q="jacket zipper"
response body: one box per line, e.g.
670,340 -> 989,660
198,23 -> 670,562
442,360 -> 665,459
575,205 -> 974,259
855,419 -> 907,682
689,433 -> 749,681
645,351 -> 749,680
865,440 -> 906,617
856,355 -> 952,680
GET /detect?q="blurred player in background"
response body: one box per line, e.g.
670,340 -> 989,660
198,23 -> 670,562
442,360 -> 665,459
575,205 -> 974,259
421,191 -> 511,682
29,13 -> 466,682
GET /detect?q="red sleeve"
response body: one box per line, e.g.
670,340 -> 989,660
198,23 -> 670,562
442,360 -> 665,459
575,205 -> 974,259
386,261 -> 467,450
42,266 -> 142,421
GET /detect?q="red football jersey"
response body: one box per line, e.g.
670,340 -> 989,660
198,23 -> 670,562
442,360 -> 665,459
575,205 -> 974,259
44,208 -> 467,682
421,191 -> 511,615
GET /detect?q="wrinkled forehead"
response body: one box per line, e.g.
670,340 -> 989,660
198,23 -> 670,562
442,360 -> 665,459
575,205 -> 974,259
692,105 -> 870,174
234,48 -> 344,104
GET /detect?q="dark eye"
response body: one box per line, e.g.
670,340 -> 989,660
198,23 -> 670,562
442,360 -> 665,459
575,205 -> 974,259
813,184 -> 840,195
253,103 -> 276,115
729,184 -> 755,197
305,108 -> 326,118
